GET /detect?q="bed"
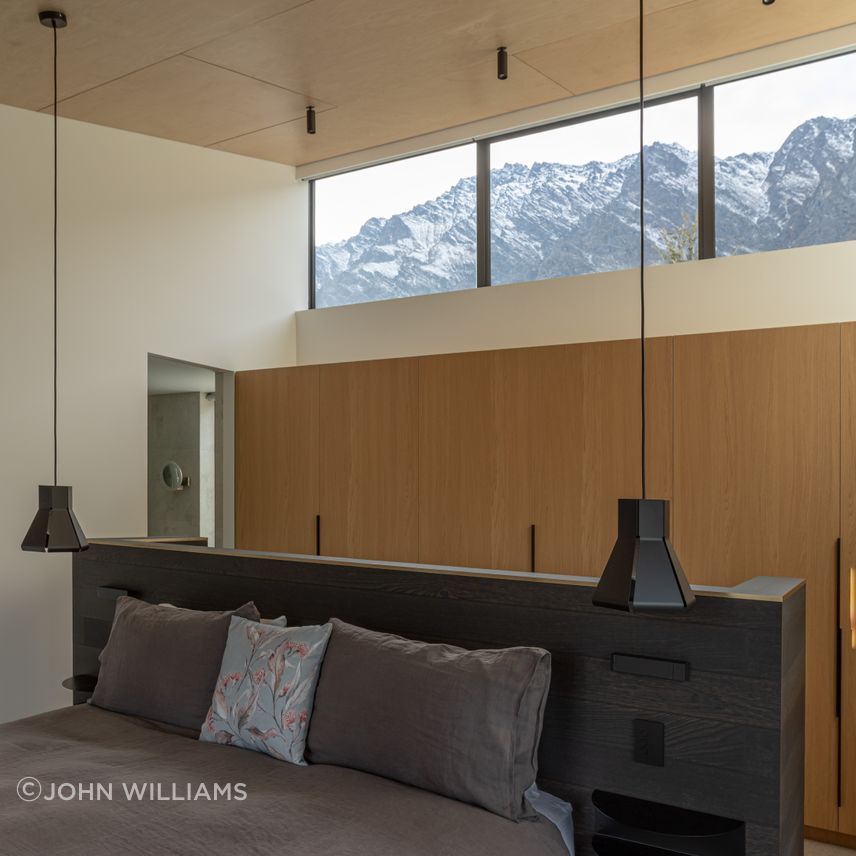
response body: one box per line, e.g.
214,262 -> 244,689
1,705 -> 570,855
1,539 -> 805,856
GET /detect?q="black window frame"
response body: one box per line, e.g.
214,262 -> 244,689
308,48 -> 855,308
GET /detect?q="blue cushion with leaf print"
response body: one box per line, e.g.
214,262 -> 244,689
200,616 -> 332,765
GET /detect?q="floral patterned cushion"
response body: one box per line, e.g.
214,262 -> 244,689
199,616 -> 332,765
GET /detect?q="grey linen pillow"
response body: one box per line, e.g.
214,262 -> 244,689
90,596 -> 260,731
306,619 -> 551,821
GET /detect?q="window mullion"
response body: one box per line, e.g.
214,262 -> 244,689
698,84 -> 716,260
477,139 -> 491,287
308,179 -> 317,309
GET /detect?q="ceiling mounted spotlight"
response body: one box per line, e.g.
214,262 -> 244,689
497,47 -> 508,80
306,105 -> 316,135
762,0 -> 775,5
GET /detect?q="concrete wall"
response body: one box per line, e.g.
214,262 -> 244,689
296,241 -> 856,364
147,393 -> 203,539
0,102 -> 307,723
199,394 -> 216,545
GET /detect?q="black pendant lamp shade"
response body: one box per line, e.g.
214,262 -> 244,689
22,486 -> 88,553
22,10 -> 88,554
593,499 -> 694,612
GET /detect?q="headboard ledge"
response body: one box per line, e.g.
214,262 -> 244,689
89,538 -> 804,603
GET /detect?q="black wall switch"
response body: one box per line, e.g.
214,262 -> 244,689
633,719 -> 665,766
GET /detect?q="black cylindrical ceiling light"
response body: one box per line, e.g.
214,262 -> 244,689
306,105 -> 316,135
592,0 -> 693,612
497,47 -> 508,80
22,9 -> 88,553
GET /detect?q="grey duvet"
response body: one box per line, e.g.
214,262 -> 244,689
0,705 -> 568,856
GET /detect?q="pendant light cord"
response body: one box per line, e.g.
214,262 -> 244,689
52,19 -> 58,487
639,0 -> 647,500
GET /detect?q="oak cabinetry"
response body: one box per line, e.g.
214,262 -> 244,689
672,324 -> 840,832
529,337 -> 673,575
418,349 -> 531,571
417,338 -> 673,574
235,366 -> 319,555
839,323 -> 856,837
841,586 -> 856,836
319,358 -> 419,563
234,323 -> 852,838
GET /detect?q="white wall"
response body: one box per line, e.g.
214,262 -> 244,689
0,103 -> 307,723
296,241 -> 856,364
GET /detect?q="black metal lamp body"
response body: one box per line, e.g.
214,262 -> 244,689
22,10 -> 89,554
22,486 -> 88,553
593,499 -> 695,612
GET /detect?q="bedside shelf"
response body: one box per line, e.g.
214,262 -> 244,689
592,790 -> 745,856
62,674 -> 97,694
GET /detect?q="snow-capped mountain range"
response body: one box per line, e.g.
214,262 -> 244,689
315,116 -> 856,307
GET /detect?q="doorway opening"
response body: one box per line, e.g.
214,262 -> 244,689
147,355 -> 234,547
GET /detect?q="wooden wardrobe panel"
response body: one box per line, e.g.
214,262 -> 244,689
530,337 -> 673,576
418,349 -> 531,571
842,613 -> 856,836
673,324 -> 839,832
645,336 -> 674,503
493,348 -> 535,571
235,366 -> 319,554
840,322 -> 856,836
319,358 -> 419,563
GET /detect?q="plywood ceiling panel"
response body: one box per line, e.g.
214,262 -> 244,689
188,0 -> 686,101
519,0 -> 856,95
211,56 -> 568,164
1,0 -> 853,166
49,55 -> 328,147
0,0 -> 311,110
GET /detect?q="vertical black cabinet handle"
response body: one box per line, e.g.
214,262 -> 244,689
836,538 -> 842,806
530,524 -> 536,573
316,514 -> 321,557
836,539 -> 842,719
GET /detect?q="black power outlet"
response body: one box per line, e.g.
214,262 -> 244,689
633,719 -> 665,767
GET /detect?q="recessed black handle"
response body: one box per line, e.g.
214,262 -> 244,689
530,524 -> 536,573
611,653 -> 689,682
315,514 -> 321,557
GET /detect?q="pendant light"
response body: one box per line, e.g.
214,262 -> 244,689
21,10 -> 88,554
592,0 -> 692,612
306,106 -> 316,135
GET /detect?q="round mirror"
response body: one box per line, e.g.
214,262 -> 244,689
162,461 -> 185,491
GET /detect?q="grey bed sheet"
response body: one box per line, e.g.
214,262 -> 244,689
0,705 -> 569,856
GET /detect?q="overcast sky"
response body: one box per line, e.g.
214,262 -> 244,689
315,51 -> 856,245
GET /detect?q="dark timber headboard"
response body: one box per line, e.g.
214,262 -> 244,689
73,540 -> 805,856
